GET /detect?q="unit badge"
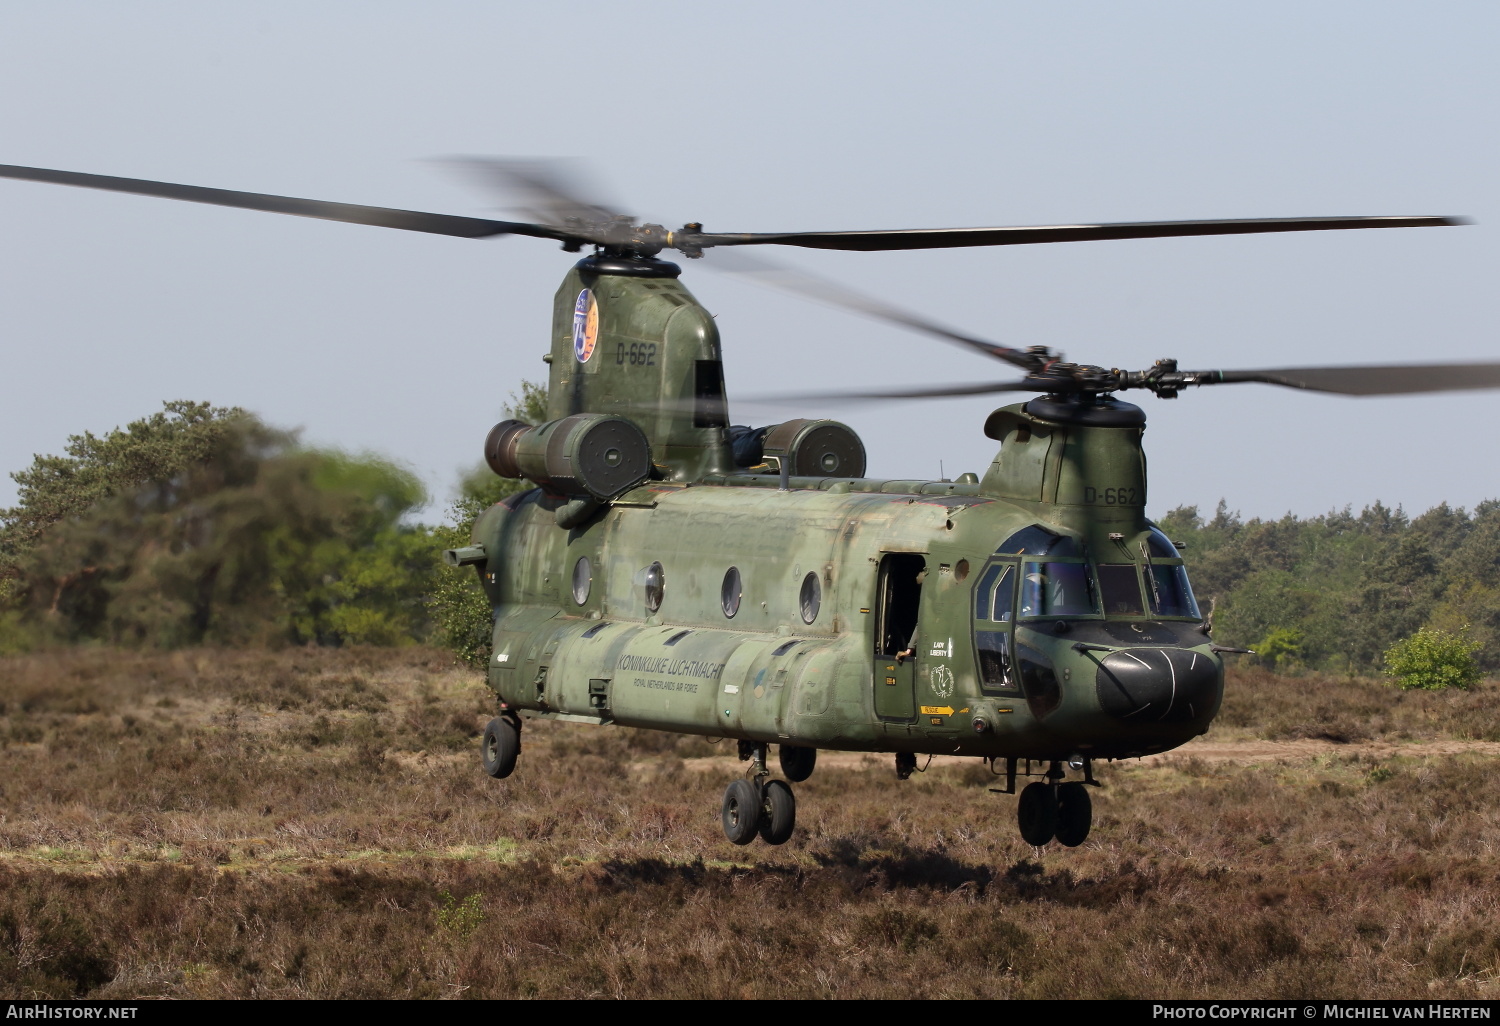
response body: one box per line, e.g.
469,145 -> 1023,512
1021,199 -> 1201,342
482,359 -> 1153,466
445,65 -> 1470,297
572,288 -> 599,363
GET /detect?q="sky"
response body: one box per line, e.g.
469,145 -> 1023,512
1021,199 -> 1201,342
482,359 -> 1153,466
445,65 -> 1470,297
0,2 -> 1495,523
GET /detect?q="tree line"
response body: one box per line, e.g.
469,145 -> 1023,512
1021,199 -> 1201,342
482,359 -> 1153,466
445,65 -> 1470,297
0,392 -> 540,661
0,393 -> 1488,678
1160,499 -> 1497,674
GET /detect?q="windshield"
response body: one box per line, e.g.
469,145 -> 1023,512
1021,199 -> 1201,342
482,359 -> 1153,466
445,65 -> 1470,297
1097,563 -> 1145,616
1019,561 -> 1100,618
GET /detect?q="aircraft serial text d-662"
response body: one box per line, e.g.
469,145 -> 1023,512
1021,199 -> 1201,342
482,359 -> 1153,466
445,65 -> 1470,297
2,160 -> 1489,848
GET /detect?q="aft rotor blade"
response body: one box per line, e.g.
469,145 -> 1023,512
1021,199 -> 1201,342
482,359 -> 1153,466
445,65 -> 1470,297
440,156 -> 625,228
0,164 -> 573,241
741,380 -> 1043,405
697,215 -> 1465,253
1201,361 -> 1500,396
705,251 -> 1038,371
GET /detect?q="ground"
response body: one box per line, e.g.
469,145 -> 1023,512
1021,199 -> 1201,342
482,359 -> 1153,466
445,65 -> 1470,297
1,648 -> 1497,999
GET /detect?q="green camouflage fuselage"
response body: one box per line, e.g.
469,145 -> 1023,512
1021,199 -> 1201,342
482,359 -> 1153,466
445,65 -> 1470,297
465,259 -> 1223,763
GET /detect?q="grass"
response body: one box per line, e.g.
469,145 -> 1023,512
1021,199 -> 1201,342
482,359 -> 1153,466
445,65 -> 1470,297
0,649 -> 1497,998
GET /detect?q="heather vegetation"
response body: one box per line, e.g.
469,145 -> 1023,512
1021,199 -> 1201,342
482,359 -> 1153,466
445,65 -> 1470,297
1,648 -> 1498,999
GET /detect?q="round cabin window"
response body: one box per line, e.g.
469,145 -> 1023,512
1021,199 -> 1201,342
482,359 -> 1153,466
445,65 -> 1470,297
571,555 -> 592,605
644,561 -> 665,613
721,566 -> 743,618
799,571 -> 821,625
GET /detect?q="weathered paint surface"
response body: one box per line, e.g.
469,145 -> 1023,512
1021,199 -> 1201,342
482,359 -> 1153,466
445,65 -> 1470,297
468,264 -> 1223,764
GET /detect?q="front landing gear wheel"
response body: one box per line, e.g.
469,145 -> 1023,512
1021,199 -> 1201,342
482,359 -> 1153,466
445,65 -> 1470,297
1017,781 -> 1057,845
779,745 -> 817,783
758,780 -> 796,845
1055,781 -> 1093,847
480,716 -> 519,779
721,778 -> 762,846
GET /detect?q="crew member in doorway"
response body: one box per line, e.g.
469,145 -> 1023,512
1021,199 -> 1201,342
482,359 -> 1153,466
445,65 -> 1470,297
893,566 -> 928,663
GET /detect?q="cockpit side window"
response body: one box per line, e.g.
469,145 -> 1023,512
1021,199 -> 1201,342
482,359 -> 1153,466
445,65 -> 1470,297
973,564 -> 1014,622
973,561 -> 1018,691
1147,563 -> 1201,618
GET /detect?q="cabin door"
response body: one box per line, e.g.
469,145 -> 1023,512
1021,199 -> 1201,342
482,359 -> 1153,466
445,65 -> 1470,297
873,553 -> 926,720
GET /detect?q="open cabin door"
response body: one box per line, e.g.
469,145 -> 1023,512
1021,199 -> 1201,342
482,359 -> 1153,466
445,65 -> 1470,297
873,553 -> 925,720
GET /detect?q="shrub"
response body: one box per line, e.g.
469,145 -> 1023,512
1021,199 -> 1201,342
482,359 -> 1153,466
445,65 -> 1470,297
1255,626 -> 1304,672
1384,626 -> 1482,691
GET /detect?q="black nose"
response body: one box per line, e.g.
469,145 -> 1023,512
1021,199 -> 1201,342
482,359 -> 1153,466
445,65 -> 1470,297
1094,648 -> 1221,723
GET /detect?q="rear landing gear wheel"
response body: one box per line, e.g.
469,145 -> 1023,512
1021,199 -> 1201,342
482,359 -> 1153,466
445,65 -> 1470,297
758,780 -> 797,845
779,745 -> 817,783
1055,781 -> 1093,847
480,716 -> 519,779
721,778 -> 762,846
1017,781 -> 1057,846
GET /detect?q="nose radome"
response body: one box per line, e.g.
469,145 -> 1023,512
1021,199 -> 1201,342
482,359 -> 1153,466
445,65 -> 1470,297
1094,648 -> 1220,723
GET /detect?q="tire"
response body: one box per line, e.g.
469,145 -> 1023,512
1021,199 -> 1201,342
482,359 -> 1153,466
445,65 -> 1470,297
758,780 -> 797,845
778,745 -> 817,783
480,716 -> 520,779
721,779 -> 762,846
1017,781 -> 1057,846
1055,781 -> 1093,847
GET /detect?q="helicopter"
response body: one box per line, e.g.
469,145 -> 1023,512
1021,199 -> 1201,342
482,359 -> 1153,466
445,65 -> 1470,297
1,160 -> 1494,849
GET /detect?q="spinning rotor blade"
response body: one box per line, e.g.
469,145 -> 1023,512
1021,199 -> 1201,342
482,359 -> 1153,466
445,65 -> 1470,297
740,379 -> 1043,405
0,164 -> 573,241
441,157 -> 625,227
747,360 -> 1500,407
1191,361 -> 1500,396
706,251 -> 1037,371
693,215 -> 1465,253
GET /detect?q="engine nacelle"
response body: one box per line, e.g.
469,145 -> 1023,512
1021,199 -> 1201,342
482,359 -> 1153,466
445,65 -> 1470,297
484,414 -> 653,501
760,418 -> 867,478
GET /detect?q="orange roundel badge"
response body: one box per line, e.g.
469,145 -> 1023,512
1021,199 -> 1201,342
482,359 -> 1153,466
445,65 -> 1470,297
572,289 -> 599,363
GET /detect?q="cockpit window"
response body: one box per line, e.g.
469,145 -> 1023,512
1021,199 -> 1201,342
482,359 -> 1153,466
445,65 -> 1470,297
1097,563 -> 1145,616
1019,561 -> 1099,618
973,564 -> 1014,622
997,525 -> 1081,558
1147,563 -> 1201,618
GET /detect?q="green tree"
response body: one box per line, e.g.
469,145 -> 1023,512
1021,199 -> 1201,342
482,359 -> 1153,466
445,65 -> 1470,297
430,381 -> 547,668
1254,626 -> 1305,672
1,401 -> 434,648
1384,625 -> 1482,691
0,400 -> 251,602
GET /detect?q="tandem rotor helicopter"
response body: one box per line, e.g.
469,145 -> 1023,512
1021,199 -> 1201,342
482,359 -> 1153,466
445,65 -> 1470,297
3,159 -> 1496,849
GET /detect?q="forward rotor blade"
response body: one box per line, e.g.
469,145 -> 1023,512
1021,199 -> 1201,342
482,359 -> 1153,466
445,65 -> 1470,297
705,250 -> 1037,371
1203,361 -> 1500,396
440,157 -> 625,227
697,215 -> 1465,253
0,164 -> 571,241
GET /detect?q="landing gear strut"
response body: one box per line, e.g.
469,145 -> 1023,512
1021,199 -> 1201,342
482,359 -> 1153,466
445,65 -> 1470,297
1009,759 -> 1095,847
720,741 -> 798,846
